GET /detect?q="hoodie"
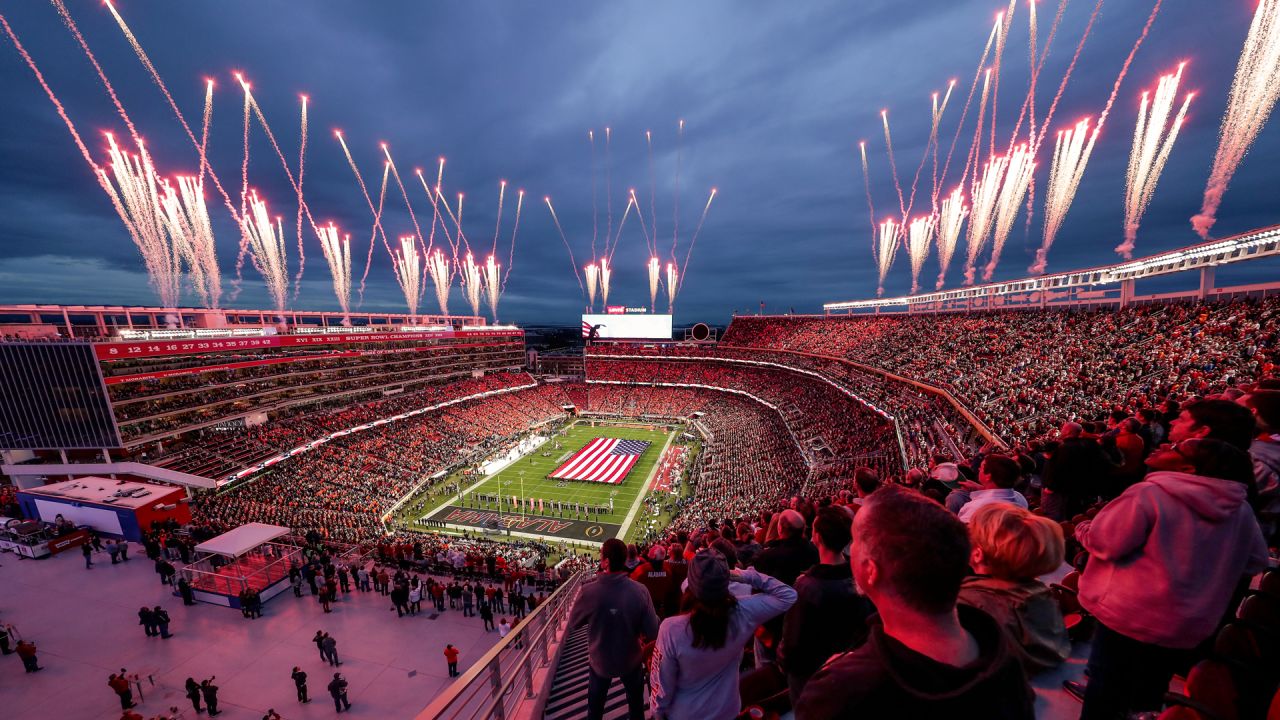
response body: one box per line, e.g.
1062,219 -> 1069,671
794,605 -> 1033,720
1077,470 -> 1269,648
566,571 -> 660,677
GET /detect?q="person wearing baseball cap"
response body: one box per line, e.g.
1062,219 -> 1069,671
649,549 -> 796,720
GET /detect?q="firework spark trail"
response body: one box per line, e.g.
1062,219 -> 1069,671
905,215 -> 937,295
233,89 -> 251,288
160,175 -> 222,308
432,190 -> 473,257
102,0 -> 241,230
599,256 -> 613,308
415,163 -> 458,256
1033,0 -> 1105,154
380,144 -> 428,262
544,197 -> 585,294
1026,0 -> 1161,271
1121,66 -> 1193,257
198,80 -> 213,180
874,218 -> 903,297
1194,0 -> 1280,238
460,251 -> 482,317
666,262 -> 678,314
936,187 -> 970,289
963,153 -> 1008,285
503,189 -> 523,288
907,81 -> 955,218
962,70 -> 994,194
101,134 -> 181,309
938,16 -> 1000,196
880,111 -> 908,220
293,95 -> 308,300
316,223 -> 352,321
392,236 -> 422,317
606,195 -> 635,261
483,254 -> 501,322
589,129 -> 598,262
648,257 -> 661,312
335,132 -> 385,302
51,0 -> 143,149
426,249 -> 451,315
0,13 -> 104,183
858,142 -> 877,239
1000,0 -> 1069,157
672,119 -> 684,260
492,180 -> 507,253
931,80 -> 957,210
982,143 -> 1036,281
241,190 -> 291,315
1033,120 -> 1095,274
606,126 -> 613,251
678,188 -> 718,296
238,78 -> 322,236
584,262 -> 599,311
646,130 -> 658,255
988,1 -> 1017,157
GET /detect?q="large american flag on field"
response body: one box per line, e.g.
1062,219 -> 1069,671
549,438 -> 651,484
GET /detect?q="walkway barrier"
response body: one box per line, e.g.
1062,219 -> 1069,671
416,570 -> 590,720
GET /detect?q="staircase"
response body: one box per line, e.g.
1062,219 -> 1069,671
542,625 -> 648,720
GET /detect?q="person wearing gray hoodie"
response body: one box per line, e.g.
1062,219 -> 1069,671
1074,438 -> 1268,720
565,538 -> 659,720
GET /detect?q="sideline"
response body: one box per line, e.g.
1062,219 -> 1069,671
618,427 -> 675,541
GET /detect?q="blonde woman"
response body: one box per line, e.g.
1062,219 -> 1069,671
959,503 -> 1070,673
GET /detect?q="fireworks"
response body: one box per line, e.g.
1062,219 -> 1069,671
881,110 -> 907,219
426,249 -> 451,316
874,218 -> 902,297
241,190 -> 291,315
678,188 -> 718,291
906,215 -> 936,294
858,142 -> 876,238
936,187 -> 969,290
483,254 -> 501,322
599,256 -> 612,308
1034,119 -> 1097,274
584,262 -> 599,311
316,223 -> 352,321
1195,0 -> 1280,238
963,153 -> 1007,285
1120,69 -> 1194,257
983,143 -> 1035,282
648,256 -> 661,312
460,251 -> 483,317
392,235 -> 422,318
159,175 -> 222,309
100,134 -> 181,308
666,262 -> 678,314
335,131 -> 391,302
544,197 -> 585,295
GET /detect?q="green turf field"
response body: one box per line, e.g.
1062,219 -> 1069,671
459,422 -> 670,526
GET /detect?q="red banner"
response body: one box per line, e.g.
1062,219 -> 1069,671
94,328 -> 522,361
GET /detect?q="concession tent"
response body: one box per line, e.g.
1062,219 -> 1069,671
194,522 -> 290,558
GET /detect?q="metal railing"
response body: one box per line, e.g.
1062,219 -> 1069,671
416,570 -> 590,720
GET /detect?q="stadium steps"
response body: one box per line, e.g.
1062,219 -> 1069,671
542,625 -> 647,720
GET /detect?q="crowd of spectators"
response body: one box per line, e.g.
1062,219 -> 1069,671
722,298 -> 1280,444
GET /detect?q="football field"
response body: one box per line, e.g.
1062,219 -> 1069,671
423,421 -> 673,542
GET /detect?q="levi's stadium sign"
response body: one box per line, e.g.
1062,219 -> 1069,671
606,306 -> 650,314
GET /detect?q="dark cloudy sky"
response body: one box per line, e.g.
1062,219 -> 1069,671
0,0 -> 1276,324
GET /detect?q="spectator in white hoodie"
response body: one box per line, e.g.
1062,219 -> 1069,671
1072,438 -> 1268,719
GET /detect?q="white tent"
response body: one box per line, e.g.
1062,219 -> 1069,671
194,523 -> 291,559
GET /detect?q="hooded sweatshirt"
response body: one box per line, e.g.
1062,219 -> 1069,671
1077,470 -> 1269,648
565,571 -> 660,677
794,605 -> 1033,720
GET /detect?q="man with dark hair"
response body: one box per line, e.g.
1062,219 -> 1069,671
1242,390 -> 1280,537
566,538 -> 659,720
1041,422 -> 1114,520
1169,398 -> 1256,450
853,467 -> 880,506
629,545 -> 675,617
778,506 -> 871,702
797,487 -> 1033,719
1137,408 -> 1165,456
955,454 -> 1028,523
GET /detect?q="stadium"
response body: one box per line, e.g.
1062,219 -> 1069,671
1,2 -> 1279,720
